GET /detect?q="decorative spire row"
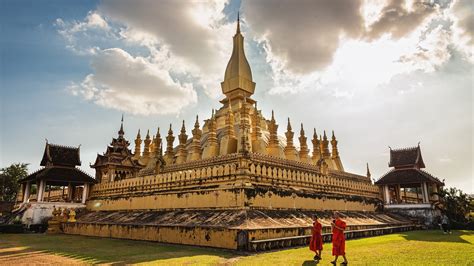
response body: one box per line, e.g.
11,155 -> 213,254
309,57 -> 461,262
130,114 -> 345,172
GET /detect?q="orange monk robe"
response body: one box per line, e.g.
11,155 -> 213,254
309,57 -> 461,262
309,221 -> 323,251
332,219 -> 346,256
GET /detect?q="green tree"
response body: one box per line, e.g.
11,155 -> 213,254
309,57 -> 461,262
0,163 -> 29,202
433,187 -> 471,227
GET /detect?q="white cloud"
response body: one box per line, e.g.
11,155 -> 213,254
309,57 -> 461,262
243,0 -> 453,95
98,0 -> 234,98
55,11 -> 111,55
243,0 -> 364,75
58,1 -> 239,115
450,0 -> 474,62
68,48 -> 197,115
439,158 -> 453,163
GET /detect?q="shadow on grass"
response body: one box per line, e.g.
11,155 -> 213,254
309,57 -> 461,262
302,260 -> 319,266
400,230 -> 473,244
0,233 -> 239,264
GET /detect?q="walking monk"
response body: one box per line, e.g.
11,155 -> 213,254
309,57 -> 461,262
309,214 -> 323,261
331,212 -> 348,265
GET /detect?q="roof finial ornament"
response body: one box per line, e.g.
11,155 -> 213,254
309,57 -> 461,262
366,162 -> 371,179
118,114 -> 125,137
237,11 -> 240,33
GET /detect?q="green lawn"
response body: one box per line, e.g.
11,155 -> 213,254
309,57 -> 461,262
1,230 -> 473,265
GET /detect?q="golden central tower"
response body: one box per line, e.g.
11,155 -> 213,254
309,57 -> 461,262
221,13 -> 255,100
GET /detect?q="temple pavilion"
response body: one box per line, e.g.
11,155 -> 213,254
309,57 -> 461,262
374,145 -> 444,226
375,145 -> 444,205
19,142 -> 96,204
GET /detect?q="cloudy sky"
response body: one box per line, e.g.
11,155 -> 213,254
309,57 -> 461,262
1,0 -> 472,193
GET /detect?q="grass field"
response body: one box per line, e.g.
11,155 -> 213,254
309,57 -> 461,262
1,230 -> 473,265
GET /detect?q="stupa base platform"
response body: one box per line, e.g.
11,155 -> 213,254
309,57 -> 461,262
62,209 -> 416,251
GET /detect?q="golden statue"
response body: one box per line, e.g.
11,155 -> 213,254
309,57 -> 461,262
68,208 -> 76,223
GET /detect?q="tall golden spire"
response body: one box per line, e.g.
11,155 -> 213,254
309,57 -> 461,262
221,12 -> 255,98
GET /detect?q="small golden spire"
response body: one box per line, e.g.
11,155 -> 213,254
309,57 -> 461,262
311,128 -> 321,163
194,115 -> 199,129
165,123 -> 175,162
299,123 -> 309,162
179,120 -> 187,144
268,110 -> 279,146
134,129 -> 142,158
143,129 -> 151,158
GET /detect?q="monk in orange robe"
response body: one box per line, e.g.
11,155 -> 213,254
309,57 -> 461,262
331,212 -> 348,265
309,214 -> 323,260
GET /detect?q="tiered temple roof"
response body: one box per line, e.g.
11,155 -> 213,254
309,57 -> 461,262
21,142 -> 95,185
21,167 -> 96,186
388,145 -> 425,169
40,143 -> 81,167
91,117 -> 142,182
376,145 -> 443,186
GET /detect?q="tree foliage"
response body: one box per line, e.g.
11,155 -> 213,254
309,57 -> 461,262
0,163 -> 29,202
433,187 -> 471,228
